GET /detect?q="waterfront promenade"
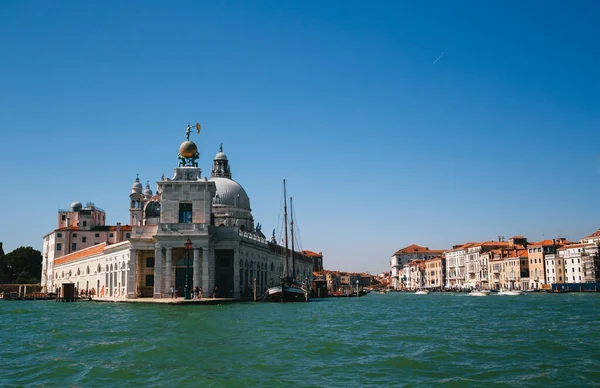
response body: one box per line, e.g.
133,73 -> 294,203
89,296 -> 237,305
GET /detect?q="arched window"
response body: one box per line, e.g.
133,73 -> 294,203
86,266 -> 90,274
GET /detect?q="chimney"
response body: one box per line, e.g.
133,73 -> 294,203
552,238 -> 556,245
116,222 -> 121,243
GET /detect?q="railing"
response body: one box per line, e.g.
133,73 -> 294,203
159,223 -> 209,232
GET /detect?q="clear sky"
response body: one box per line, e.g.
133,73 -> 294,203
1,1 -> 599,274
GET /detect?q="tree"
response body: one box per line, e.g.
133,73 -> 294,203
0,246 -> 42,284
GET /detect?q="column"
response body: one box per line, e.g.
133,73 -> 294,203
202,247 -> 211,295
154,243 -> 163,298
127,249 -> 137,298
164,247 -> 173,296
193,248 -> 200,292
233,248 -> 240,299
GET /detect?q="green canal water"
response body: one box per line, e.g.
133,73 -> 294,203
1,292 -> 599,387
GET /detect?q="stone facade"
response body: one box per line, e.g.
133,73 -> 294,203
41,140 -> 313,300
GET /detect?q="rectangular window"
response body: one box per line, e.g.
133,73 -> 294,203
82,237 -> 87,243
73,233 -> 77,237
126,233 -> 131,239
62,215 -> 66,221
146,257 -> 155,268
146,274 -> 154,287
71,243 -> 77,251
57,233 -> 62,238
83,221 -> 87,227
109,233 -> 114,238
179,203 -> 193,223
95,233 -> 100,238
57,243 -> 62,251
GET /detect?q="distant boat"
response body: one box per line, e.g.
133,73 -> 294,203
498,289 -> 523,296
469,290 -> 490,297
415,289 -> 430,295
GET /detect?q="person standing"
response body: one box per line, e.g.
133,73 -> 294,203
198,287 -> 203,299
170,286 -> 175,299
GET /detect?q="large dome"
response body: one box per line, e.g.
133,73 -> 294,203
210,177 -> 251,210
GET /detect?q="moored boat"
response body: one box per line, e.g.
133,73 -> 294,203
262,180 -> 308,302
415,289 -> 430,295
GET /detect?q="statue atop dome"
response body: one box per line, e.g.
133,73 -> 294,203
178,123 -> 201,167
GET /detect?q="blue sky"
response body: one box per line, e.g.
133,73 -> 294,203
1,1 -> 599,274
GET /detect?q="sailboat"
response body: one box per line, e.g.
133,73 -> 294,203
263,180 -> 309,302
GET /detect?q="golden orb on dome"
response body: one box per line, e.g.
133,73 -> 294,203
179,140 -> 198,158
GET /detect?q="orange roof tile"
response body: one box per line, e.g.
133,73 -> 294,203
108,225 -> 133,231
584,229 -> 600,239
301,250 -> 322,257
54,243 -> 106,266
394,244 -> 445,255
558,243 -> 596,250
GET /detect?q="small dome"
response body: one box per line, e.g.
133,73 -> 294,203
132,176 -> 143,193
214,151 -> 228,161
70,202 -> 83,212
179,141 -> 198,158
210,177 -> 251,210
143,182 -> 153,198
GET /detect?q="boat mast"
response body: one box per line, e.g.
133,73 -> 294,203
290,196 -> 296,280
283,179 -> 289,280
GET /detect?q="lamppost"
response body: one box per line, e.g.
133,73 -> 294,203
356,279 -> 359,297
184,238 -> 192,300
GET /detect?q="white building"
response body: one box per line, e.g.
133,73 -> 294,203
559,243 -> 599,284
389,244 -> 444,290
41,132 -> 314,299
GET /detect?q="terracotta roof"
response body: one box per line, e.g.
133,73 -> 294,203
558,243 -> 596,250
479,241 -> 511,247
445,242 -> 477,252
108,225 -> 133,231
529,239 -> 556,247
54,243 -> 106,266
301,250 -> 322,257
583,229 -> 600,239
57,226 -> 80,231
394,244 -> 445,255
504,249 -> 528,259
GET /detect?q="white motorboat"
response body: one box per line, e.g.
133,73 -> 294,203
414,289 -> 430,295
469,290 -> 490,297
498,289 -> 523,296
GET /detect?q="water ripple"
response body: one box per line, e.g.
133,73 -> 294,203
1,293 -> 599,387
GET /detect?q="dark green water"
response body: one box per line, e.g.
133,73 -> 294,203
1,292 -> 599,387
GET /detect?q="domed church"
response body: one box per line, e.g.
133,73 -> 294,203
41,125 -> 314,300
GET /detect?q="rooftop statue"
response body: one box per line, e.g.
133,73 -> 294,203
179,123 -> 202,167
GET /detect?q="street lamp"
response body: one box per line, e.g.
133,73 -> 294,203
184,238 -> 193,300
356,279 -> 359,297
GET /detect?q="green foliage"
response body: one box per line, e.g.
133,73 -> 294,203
0,244 -> 42,284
